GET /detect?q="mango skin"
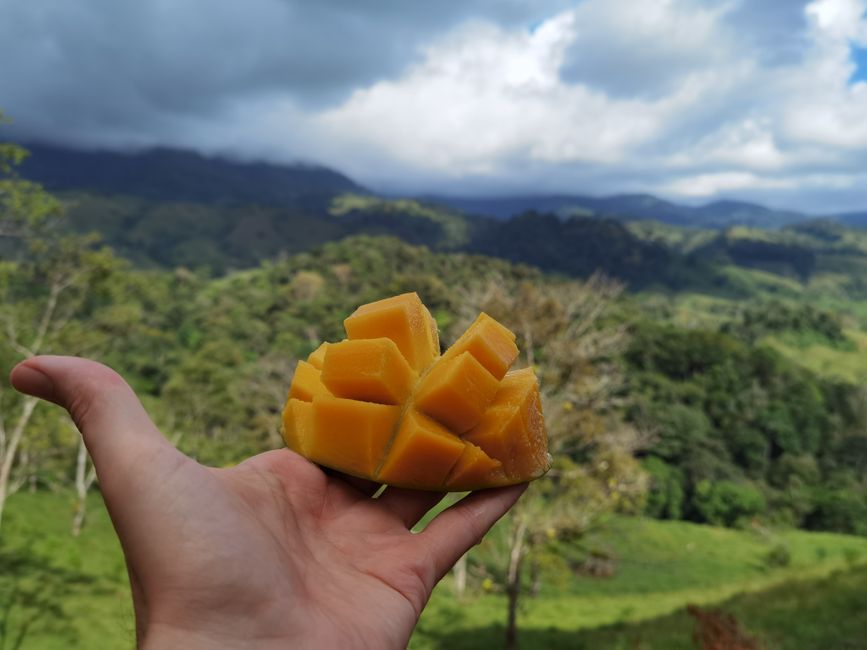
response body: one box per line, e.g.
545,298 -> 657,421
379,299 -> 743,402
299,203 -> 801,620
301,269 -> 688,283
282,293 -> 550,491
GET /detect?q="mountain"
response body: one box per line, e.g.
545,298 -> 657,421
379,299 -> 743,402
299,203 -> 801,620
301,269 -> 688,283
12,143 -> 867,290
18,143 -> 366,206
833,211 -> 867,229
11,143 -> 830,230
427,193 -> 808,229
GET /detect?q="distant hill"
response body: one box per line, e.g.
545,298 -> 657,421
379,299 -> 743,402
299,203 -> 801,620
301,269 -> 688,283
18,143 -> 366,206
428,193 -> 808,229
12,143 -> 867,291
55,192 -> 700,288
833,211 -> 867,229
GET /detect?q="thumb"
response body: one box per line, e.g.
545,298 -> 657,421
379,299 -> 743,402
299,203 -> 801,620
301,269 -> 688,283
9,355 -> 181,493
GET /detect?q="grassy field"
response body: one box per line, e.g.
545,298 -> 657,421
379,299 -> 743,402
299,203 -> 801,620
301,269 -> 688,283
0,493 -> 133,649
2,492 -> 865,649
412,516 -> 867,649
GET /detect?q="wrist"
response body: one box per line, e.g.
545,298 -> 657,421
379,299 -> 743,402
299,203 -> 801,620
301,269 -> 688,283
140,622 -> 294,650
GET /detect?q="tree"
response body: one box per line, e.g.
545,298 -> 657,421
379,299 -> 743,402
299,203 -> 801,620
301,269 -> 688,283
0,119 -> 116,531
454,276 -> 647,649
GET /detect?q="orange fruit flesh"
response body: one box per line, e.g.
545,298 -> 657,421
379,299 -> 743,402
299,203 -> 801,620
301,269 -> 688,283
281,292 -> 549,491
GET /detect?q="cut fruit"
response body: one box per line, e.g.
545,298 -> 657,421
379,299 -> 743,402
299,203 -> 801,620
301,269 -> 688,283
282,398 -> 314,456
307,342 -> 330,369
282,293 -> 549,490
377,410 -> 465,489
414,352 -> 499,433
321,338 -> 416,405
287,361 -> 332,402
463,368 -> 548,480
440,313 -> 518,380
446,442 -> 503,491
309,396 -> 400,477
344,292 -> 439,373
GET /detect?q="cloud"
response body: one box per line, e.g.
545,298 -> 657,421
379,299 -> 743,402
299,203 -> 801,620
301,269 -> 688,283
294,0 -> 867,211
0,0 -> 570,145
3,0 -> 867,212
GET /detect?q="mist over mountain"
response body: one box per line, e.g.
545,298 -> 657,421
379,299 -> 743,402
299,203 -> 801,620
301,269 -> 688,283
18,143 -> 366,206
15,144 -> 834,230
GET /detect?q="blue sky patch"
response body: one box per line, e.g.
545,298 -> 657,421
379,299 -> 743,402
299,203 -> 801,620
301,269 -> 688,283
850,44 -> 867,84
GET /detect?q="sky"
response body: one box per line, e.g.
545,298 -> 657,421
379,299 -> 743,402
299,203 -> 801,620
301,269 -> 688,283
2,0 -> 867,213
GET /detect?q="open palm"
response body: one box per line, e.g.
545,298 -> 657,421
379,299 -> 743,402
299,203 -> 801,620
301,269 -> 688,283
11,356 -> 525,649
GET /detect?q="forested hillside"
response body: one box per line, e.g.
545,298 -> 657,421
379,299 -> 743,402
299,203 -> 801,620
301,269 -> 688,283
4,139 -> 867,538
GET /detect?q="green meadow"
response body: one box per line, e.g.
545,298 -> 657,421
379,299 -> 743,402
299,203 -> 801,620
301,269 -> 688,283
3,492 -> 866,649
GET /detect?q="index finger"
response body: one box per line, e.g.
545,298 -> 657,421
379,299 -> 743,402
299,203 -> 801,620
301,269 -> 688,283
418,483 -> 527,580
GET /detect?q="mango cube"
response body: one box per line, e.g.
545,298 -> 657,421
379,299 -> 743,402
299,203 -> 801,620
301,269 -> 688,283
282,398 -> 314,456
441,313 -> 518,380
414,352 -> 499,433
306,342 -> 330,369
463,369 -> 548,480
344,293 -> 439,373
288,361 -> 332,401
309,396 -> 400,477
321,338 -> 416,405
378,410 -> 466,489
446,442 -> 503,491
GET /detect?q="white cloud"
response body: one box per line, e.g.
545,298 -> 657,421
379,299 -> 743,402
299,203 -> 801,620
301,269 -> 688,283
663,172 -> 796,197
279,0 -> 867,211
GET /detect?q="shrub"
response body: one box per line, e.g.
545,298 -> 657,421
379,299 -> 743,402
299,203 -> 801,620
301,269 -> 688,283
693,480 -> 767,527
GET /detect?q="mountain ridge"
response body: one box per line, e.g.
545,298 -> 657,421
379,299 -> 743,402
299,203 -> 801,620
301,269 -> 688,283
425,193 -> 809,228
9,142 -> 843,229
17,143 -> 367,206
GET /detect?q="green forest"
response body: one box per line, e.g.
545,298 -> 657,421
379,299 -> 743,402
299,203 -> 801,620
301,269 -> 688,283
2,132 -> 867,648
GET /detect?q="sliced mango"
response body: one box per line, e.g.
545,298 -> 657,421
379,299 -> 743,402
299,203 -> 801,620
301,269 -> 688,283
282,398 -> 314,456
463,368 -> 548,480
344,292 -> 439,373
377,410 -> 465,489
309,396 -> 400,477
321,338 -> 416,405
282,293 -> 549,490
288,361 -> 331,401
446,442 -> 503,491
414,352 -> 499,433
441,313 -> 518,380
307,342 -> 330,369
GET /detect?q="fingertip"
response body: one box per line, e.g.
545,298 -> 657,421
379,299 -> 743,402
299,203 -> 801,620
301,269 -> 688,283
461,482 -> 528,516
9,360 -> 57,402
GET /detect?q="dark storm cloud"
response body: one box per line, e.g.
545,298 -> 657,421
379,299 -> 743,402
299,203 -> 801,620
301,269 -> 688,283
0,0 -> 570,146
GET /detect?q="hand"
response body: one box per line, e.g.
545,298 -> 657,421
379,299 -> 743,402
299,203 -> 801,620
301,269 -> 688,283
10,356 -> 525,649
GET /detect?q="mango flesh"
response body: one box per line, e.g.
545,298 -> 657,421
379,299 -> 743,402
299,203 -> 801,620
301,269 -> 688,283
282,292 -> 550,491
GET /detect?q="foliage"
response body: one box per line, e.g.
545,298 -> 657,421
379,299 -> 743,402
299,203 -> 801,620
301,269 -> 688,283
692,481 -> 766,528
762,544 -> 792,569
625,321 -> 867,532
722,301 -> 849,348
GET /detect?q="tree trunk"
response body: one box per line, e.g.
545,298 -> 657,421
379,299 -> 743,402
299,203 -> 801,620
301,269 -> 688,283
71,434 -> 96,537
0,397 -> 39,532
0,278 -> 65,534
453,553 -> 468,599
505,518 -> 527,650
529,557 -> 542,598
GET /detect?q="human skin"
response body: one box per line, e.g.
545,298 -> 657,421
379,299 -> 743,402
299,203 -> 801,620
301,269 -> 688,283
10,356 -> 526,649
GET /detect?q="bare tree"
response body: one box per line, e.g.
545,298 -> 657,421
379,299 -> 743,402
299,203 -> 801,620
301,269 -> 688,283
70,430 -> 98,537
1,141 -> 114,531
454,276 -> 648,649
0,269 -> 78,530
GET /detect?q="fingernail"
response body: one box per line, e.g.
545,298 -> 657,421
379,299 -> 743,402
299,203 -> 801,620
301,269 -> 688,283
10,364 -> 56,401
